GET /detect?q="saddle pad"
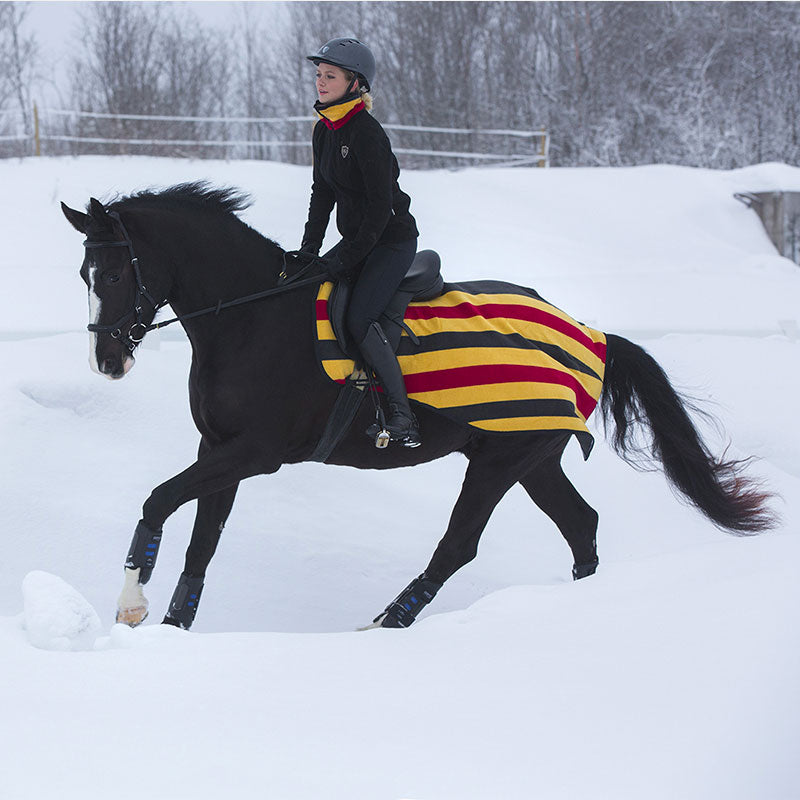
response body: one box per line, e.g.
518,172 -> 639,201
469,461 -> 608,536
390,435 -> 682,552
314,280 -> 607,457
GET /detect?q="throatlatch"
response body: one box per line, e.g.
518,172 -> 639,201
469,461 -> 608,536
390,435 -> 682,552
373,573 -> 442,628
125,520 -> 163,584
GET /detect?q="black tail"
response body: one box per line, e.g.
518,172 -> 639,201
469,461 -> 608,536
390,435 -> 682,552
599,334 -> 775,534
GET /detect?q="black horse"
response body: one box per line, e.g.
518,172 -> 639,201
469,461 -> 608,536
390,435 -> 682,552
61,183 -> 773,630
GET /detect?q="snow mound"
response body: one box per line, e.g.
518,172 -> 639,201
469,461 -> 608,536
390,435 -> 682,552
22,571 -> 102,651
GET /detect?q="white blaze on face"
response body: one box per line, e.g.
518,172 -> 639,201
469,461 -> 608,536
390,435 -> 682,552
86,258 -> 136,379
87,262 -> 102,375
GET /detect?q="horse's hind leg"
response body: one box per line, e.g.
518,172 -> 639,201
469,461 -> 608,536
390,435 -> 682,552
519,455 -> 599,580
161,482 -> 240,629
370,433 -> 569,629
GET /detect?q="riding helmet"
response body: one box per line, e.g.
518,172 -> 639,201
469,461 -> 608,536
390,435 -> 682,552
307,38 -> 376,92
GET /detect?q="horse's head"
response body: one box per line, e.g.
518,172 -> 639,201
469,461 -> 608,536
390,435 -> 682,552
62,198 -> 163,380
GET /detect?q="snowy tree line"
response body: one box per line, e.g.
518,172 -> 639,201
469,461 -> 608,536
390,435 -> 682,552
1,1 -> 798,168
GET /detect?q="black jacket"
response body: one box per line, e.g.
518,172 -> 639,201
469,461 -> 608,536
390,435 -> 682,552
302,108 -> 418,270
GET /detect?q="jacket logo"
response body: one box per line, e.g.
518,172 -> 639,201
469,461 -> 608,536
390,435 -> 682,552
341,145 -> 349,158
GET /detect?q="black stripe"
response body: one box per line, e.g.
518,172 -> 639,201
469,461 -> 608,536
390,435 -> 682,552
318,339 -> 350,362
441,280 -> 546,303
417,397 -> 580,424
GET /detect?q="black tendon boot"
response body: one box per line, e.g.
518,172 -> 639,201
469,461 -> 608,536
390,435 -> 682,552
163,573 -> 205,629
374,574 -> 443,628
359,321 -> 421,447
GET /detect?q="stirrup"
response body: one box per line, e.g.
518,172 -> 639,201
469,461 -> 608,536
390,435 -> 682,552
365,419 -> 420,448
365,402 -> 421,448
366,420 -> 418,447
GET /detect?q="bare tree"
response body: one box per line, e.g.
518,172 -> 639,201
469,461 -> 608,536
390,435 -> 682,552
15,0 -> 799,168
0,1 -> 37,156
66,2 -> 234,157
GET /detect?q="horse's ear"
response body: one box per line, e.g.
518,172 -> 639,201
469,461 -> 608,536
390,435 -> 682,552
89,197 -> 109,222
61,201 -> 89,233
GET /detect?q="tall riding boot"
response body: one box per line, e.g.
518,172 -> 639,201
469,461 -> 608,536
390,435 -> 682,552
359,321 -> 421,447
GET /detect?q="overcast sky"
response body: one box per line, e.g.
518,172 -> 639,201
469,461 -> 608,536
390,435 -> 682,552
25,1 -> 278,101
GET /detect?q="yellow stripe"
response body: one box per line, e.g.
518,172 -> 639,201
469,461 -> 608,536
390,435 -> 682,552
471,416 -> 588,433
404,317 -> 605,377
322,358 -> 356,381
317,320 -> 336,340
408,381 -> 587,417
316,97 -> 363,122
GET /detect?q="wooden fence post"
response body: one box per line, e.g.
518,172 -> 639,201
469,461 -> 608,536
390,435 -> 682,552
33,102 -> 41,156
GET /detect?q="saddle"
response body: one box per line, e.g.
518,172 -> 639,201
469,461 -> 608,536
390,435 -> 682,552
327,249 -> 444,357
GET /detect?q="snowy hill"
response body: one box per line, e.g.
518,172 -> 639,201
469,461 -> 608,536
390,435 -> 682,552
1,157 -> 798,799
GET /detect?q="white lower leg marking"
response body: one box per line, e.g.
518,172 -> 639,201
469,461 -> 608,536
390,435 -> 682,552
117,567 -> 149,625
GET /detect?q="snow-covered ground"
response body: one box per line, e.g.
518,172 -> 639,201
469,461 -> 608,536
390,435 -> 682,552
1,157 -> 798,799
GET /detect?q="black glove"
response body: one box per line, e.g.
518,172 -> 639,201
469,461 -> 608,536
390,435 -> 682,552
280,248 -> 318,282
300,241 -> 321,257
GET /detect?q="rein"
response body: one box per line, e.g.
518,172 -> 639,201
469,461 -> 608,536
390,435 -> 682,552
147,261 -> 324,333
83,210 -> 326,351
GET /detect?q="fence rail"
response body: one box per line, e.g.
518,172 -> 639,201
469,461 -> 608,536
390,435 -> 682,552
0,104 -> 549,168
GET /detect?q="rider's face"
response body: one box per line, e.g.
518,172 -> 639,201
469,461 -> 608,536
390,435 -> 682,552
315,62 -> 356,103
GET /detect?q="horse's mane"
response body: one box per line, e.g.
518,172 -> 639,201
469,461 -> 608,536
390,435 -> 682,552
109,181 -> 251,215
106,182 -> 281,250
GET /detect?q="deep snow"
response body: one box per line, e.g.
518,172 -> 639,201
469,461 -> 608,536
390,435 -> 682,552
1,156 -> 798,799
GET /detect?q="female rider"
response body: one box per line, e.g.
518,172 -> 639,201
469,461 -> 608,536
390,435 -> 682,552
300,38 -> 421,447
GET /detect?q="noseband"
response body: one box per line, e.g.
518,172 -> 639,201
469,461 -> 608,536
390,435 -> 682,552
83,211 -> 162,352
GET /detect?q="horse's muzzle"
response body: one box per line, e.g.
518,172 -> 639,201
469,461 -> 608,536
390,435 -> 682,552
96,353 -> 135,380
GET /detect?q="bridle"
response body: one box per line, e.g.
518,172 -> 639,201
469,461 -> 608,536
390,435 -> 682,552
82,210 -> 326,353
83,211 -> 162,353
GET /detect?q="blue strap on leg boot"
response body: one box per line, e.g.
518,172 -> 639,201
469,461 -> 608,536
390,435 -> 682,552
374,573 -> 443,628
163,573 -> 205,629
125,520 -> 163,584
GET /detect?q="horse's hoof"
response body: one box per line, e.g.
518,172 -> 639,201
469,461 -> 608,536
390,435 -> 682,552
572,559 -> 599,580
116,606 -> 149,627
356,613 -> 387,631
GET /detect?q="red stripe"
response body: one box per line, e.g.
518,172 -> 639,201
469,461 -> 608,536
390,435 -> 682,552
321,102 -> 365,130
404,364 -> 598,418
405,301 -> 605,358
319,297 -> 604,363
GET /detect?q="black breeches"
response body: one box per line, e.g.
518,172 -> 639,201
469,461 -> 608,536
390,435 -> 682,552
345,238 -> 417,344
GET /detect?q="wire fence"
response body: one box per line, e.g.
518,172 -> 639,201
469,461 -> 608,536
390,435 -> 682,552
0,104 -> 549,169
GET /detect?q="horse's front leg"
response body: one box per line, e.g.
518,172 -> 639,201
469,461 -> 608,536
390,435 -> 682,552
116,438 -> 269,627
162,481 -> 240,629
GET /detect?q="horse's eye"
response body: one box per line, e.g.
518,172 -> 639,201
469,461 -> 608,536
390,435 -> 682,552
102,271 -> 121,285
